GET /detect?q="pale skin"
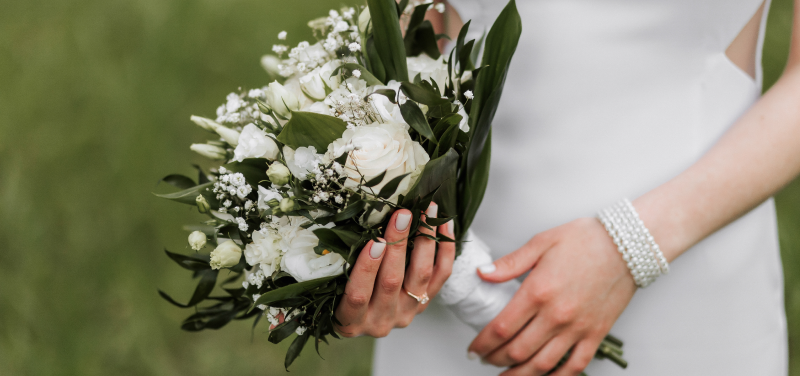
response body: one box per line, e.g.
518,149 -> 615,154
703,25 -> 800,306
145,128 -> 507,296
339,0 -> 800,374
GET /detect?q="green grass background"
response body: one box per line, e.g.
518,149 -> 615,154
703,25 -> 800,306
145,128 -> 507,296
0,0 -> 797,375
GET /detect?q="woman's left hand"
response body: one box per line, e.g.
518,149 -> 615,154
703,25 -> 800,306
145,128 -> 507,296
468,218 -> 637,376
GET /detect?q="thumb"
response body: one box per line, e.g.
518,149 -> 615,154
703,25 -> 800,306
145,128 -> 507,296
477,235 -> 550,283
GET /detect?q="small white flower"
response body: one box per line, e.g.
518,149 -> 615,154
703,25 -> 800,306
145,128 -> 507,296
348,42 -> 361,52
296,326 -> 307,335
218,167 -> 228,174
223,200 -> 232,208
244,200 -> 254,211
252,293 -> 262,301
258,304 -> 268,311
334,195 -> 343,204
464,90 -> 474,100
236,185 -> 252,199
352,69 -> 361,78
434,3 -> 445,13
272,44 -> 288,54
236,217 -> 249,231
277,31 -> 287,40
230,173 -> 246,187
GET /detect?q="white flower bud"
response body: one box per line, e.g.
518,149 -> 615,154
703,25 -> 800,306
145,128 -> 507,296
267,162 -> 292,185
266,81 -> 300,118
261,55 -> 282,77
195,195 -> 211,213
190,143 -> 227,160
190,116 -> 240,146
358,8 -> 371,35
188,231 -> 207,251
190,115 -> 221,132
210,240 -> 242,270
279,197 -> 296,213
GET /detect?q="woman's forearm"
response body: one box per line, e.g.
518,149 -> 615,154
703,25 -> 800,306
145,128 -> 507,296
634,64 -> 800,262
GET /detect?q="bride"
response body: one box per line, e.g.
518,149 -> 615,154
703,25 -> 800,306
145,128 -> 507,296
335,0 -> 798,374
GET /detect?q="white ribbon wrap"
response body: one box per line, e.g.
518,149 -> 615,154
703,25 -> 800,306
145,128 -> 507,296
438,231 -> 520,331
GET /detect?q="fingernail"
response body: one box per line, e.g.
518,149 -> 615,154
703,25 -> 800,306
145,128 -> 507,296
426,202 -> 438,218
370,241 -> 386,259
445,220 -> 454,236
467,351 -> 479,360
395,212 -> 411,231
478,263 -> 496,275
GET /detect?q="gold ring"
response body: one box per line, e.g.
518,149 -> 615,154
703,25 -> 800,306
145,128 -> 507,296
406,290 -> 430,304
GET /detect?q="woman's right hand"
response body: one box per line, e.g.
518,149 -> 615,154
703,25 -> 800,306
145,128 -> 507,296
334,203 -> 456,338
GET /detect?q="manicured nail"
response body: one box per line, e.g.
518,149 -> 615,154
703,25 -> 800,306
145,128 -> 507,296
478,263 -> 496,275
444,220 -> 454,236
426,202 -> 438,218
467,351 -> 479,360
396,212 -> 411,231
370,241 -> 386,259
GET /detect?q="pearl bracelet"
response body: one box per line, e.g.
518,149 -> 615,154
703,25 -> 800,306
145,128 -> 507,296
597,198 -> 669,288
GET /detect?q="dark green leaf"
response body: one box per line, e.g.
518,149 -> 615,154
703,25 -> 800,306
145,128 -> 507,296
432,123 -> 459,158
399,82 -> 449,106
277,112 -> 347,152
406,20 -> 441,59
399,101 -> 437,142
366,0 -> 408,82
159,174 -> 196,189
363,170 -> 387,187
158,269 -> 218,308
377,173 -> 411,199
366,37 -> 386,83
268,316 -> 302,344
285,331 -> 311,370
425,215 -> 456,226
192,164 -> 210,184
460,131 -> 491,238
253,275 -> 337,307
329,228 -> 362,246
164,249 -> 210,271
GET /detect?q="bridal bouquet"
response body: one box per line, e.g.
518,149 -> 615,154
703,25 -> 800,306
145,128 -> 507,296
157,0 -> 521,368
157,0 -> 627,372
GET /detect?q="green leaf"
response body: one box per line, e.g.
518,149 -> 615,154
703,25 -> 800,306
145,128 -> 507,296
363,170 -> 387,187
330,228 -> 362,246
399,101 -> 437,142
312,228 -> 350,254
432,122 -> 459,158
154,182 -> 214,206
164,249 -> 210,271
268,314 -> 302,344
470,30 -> 487,68
277,112 -> 347,151
377,173 -> 411,199
404,5 -> 441,59
402,149 -> 458,208
370,89 -> 397,104
159,174 -> 196,189
366,0 -> 409,82
223,158 -> 269,185
365,37 -> 386,83
400,82 -> 449,106
285,330 -> 311,370
339,63 -> 383,86
460,131 -> 491,238
253,275 -> 338,307
192,164 -> 211,184
158,269 -> 218,308
425,215 -> 456,226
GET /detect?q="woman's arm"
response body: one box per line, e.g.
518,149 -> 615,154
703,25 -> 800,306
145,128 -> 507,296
467,2 -> 800,375
639,2 -> 800,262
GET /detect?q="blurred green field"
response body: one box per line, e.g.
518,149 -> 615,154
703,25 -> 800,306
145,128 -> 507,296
0,0 -> 797,375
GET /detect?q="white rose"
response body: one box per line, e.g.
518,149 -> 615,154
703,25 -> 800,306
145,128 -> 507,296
188,231 -> 207,251
407,54 -> 449,96
266,81 -> 301,118
302,101 -> 332,116
210,240 -> 242,270
327,121 -> 429,196
244,230 -> 282,275
257,186 -> 282,210
283,145 -> 323,180
369,81 -> 405,123
233,123 -> 279,162
299,61 -> 341,101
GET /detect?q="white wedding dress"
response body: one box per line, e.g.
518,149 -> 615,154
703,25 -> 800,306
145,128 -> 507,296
373,0 -> 788,374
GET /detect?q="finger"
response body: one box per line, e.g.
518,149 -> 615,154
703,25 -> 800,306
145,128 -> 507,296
468,272 -> 544,357
550,339 -> 600,376
477,233 -> 554,283
370,209 -> 412,319
334,239 -> 386,332
500,335 -> 577,376
427,219 -> 456,299
402,202 -> 438,312
482,315 -> 555,367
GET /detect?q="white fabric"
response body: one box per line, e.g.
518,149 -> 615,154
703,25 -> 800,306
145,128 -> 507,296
374,0 -> 788,375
